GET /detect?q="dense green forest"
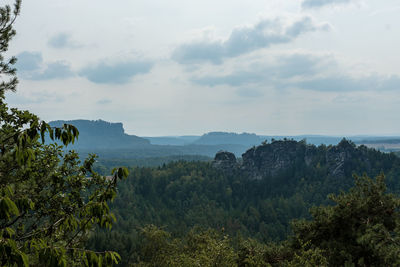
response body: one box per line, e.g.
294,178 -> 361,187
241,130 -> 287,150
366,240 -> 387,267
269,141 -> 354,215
87,139 -> 400,266
94,155 -> 211,170
117,174 -> 400,266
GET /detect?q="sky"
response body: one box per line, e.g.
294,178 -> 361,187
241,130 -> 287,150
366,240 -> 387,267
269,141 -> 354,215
4,0 -> 400,136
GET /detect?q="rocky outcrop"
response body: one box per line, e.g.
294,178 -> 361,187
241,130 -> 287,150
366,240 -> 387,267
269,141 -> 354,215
241,140 -> 301,179
326,139 -> 354,178
212,138 -> 376,181
212,151 -> 238,174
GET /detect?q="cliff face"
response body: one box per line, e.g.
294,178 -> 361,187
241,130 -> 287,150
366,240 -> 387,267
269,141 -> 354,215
51,120 -> 126,137
241,140 -> 301,179
49,119 -> 150,149
325,140 -> 352,178
212,139 -> 383,181
211,151 -> 238,175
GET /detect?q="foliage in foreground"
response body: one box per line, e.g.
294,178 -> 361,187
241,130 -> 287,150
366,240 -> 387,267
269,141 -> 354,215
130,225 -> 327,267
122,174 -> 399,266
291,174 -> 400,266
0,1 -> 128,265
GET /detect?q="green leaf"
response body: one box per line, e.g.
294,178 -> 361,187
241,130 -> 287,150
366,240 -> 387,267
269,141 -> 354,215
18,251 -> 29,267
5,227 -> 15,237
1,197 -> 20,217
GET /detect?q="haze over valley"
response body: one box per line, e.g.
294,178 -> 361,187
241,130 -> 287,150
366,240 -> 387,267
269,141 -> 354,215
49,119 -> 400,164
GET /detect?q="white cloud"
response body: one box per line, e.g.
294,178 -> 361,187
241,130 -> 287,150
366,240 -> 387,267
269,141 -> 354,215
48,33 -> 81,49
172,16 -> 330,65
16,51 -> 74,80
79,60 -> 154,84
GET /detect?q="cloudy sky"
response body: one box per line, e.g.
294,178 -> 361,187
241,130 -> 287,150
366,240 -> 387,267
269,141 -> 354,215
5,0 -> 400,136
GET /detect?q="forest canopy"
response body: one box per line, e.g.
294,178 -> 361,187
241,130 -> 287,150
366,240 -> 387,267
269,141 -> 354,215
90,172 -> 400,266
88,139 -> 400,265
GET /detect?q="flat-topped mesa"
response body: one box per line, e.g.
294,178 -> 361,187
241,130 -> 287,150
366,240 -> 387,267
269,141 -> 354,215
212,151 -> 238,173
48,119 -> 150,149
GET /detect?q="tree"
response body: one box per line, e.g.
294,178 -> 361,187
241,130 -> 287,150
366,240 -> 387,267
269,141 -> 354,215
0,1 -> 128,266
132,225 -> 237,267
291,174 -> 400,266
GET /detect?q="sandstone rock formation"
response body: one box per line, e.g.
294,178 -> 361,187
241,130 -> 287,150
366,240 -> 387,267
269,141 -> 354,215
212,151 -> 238,174
212,138 -> 375,181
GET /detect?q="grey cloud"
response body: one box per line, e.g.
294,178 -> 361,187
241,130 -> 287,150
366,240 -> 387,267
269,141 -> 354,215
236,88 -> 264,98
192,53 -> 329,87
193,71 -> 264,87
48,33 -> 81,49
15,51 -> 42,72
172,17 -> 329,65
16,51 -> 74,80
196,72 -> 400,93
296,75 -> 400,92
286,17 -> 330,36
79,61 -> 153,84
302,0 -> 352,9
32,61 -> 74,80
6,91 -> 65,104
173,42 -> 226,65
276,54 -> 327,78
296,76 -> 369,91
191,53 -> 400,93
381,75 -> 400,90
16,51 -> 153,84
97,99 -> 112,105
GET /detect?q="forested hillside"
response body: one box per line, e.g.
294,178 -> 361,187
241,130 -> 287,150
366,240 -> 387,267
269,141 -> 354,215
87,139 -> 400,265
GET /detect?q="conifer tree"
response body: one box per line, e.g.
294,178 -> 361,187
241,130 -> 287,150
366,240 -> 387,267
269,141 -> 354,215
291,174 -> 400,266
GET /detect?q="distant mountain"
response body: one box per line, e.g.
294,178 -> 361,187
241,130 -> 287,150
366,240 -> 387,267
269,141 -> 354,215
358,138 -> 400,144
259,135 -> 400,147
49,120 -> 150,149
48,120 -> 400,160
144,136 -> 199,146
261,135 -> 344,146
193,132 -> 264,146
48,120 -> 248,158
144,132 -> 400,150
354,137 -> 400,152
144,133 -> 359,147
77,144 -> 248,159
